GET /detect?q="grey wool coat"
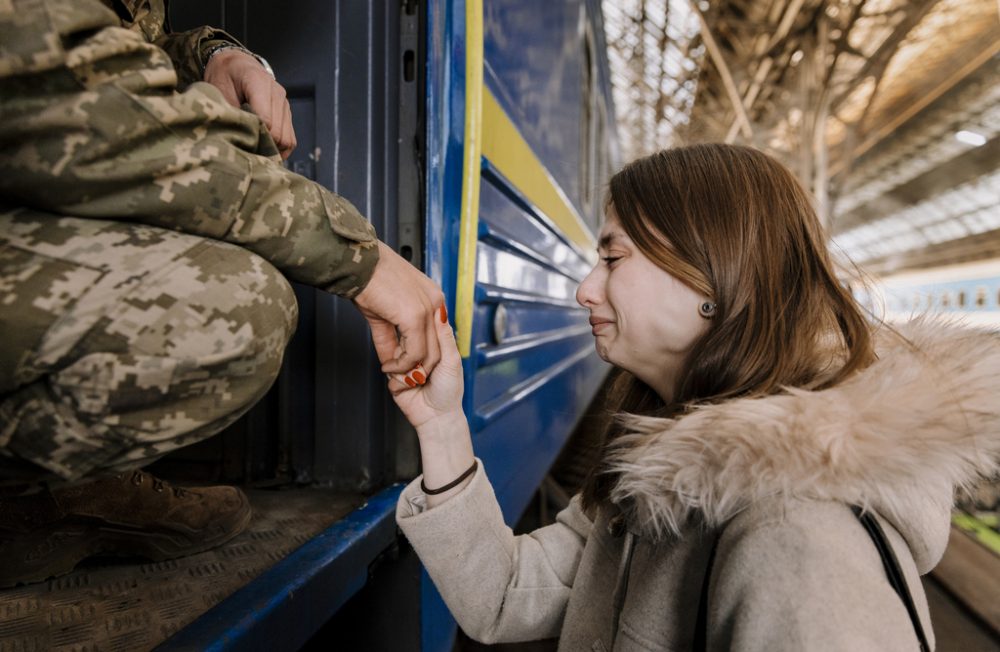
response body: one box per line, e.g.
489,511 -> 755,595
396,320 -> 1000,651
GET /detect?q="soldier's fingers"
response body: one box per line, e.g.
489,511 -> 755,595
246,77 -> 274,131
269,91 -> 291,156
216,78 -> 241,109
278,101 -> 297,159
369,320 -> 403,366
390,316 -> 429,374
268,90 -> 282,138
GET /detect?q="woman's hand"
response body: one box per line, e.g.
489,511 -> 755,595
390,310 -> 475,506
388,305 -> 464,430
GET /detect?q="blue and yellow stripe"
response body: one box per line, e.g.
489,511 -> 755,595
454,0 -> 597,357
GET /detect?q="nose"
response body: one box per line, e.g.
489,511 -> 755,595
576,264 -> 602,308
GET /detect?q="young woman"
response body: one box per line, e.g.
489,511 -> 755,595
390,144 -> 1000,651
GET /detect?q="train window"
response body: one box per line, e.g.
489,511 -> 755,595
958,290 -> 966,308
976,287 -> 987,308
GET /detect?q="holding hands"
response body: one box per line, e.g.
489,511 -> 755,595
387,302 -> 464,428
354,242 -> 447,383
381,288 -> 475,507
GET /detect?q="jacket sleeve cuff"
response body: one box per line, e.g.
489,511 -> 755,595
155,26 -> 245,88
396,457 -> 510,549
317,189 -> 379,298
397,456 -> 488,518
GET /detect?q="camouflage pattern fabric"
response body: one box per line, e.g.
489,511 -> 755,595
0,0 -> 381,482
0,211 -> 298,483
0,0 -> 379,298
100,0 -> 244,89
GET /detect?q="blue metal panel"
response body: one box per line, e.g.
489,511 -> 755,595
482,1 -> 588,214
422,1 -> 465,648
157,485 -> 404,652
473,335 -> 595,416
474,352 -> 610,519
479,166 -> 592,280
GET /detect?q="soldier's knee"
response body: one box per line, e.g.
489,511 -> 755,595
151,241 -> 298,406
219,249 -> 299,393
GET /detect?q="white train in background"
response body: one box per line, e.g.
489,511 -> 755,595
853,257 -> 1000,328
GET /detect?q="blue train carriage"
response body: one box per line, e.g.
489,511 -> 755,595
152,0 -> 618,650
855,260 -> 1000,328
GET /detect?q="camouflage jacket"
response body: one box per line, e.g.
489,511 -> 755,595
0,0 -> 379,297
100,0 -> 242,89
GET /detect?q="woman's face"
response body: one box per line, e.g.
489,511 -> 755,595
576,213 -> 711,402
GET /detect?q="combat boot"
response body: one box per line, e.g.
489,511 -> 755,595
0,470 -> 251,588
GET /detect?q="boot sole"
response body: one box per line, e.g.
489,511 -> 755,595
0,492 -> 252,588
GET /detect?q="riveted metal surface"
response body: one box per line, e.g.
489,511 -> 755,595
0,489 -> 361,652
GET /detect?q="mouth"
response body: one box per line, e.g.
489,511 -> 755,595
589,317 -> 613,334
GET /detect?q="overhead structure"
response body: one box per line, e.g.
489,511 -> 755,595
603,0 -> 1000,274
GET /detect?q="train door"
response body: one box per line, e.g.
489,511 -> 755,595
165,0 -> 422,494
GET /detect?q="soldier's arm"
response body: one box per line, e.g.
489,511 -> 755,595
155,25 -> 242,89
0,2 -> 373,297
2,0 -> 444,373
114,0 -> 297,158
110,0 -> 242,90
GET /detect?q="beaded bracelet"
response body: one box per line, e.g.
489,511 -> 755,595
421,460 -> 478,495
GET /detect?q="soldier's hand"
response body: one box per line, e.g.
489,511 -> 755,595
204,49 -> 297,159
387,308 -> 463,429
353,242 -> 446,378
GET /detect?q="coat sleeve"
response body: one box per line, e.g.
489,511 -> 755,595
707,503 -> 934,652
0,0 -> 378,297
396,460 -> 593,644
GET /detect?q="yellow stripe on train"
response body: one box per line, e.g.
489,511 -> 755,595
455,0 -> 484,359
455,3 -> 597,358
481,90 -> 598,257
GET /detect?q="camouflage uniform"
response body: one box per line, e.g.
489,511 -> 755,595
99,0 -> 245,89
0,0 -> 380,484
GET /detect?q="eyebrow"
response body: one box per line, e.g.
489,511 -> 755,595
597,232 -> 626,251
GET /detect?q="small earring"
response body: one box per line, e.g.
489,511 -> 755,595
698,301 -> 717,319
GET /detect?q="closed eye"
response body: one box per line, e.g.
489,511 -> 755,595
602,256 -> 622,266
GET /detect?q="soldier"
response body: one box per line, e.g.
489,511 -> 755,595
0,0 -> 444,586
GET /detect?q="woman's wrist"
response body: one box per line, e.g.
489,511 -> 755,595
415,409 -> 475,507
415,409 -> 469,443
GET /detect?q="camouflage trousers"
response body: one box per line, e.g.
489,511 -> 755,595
0,209 -> 298,486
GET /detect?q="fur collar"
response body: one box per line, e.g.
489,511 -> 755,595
606,318 -> 1000,571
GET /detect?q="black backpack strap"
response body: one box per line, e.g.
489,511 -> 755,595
851,506 -> 932,652
696,510 -> 931,652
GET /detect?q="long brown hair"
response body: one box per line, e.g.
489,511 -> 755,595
581,143 -> 876,509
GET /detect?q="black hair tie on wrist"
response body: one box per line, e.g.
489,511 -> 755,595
421,460 -> 478,495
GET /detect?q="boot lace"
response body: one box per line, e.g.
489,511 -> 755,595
128,470 -> 189,497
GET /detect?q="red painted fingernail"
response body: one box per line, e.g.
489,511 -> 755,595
404,376 -> 417,388
439,305 -> 448,324
412,371 -> 426,384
